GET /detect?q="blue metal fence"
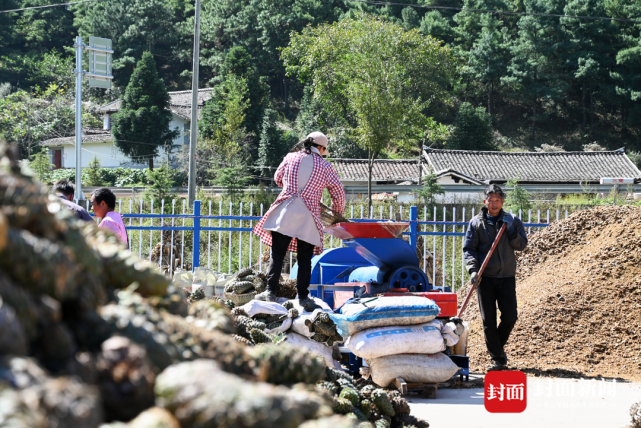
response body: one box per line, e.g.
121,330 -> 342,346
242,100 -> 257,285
87,200 -> 555,291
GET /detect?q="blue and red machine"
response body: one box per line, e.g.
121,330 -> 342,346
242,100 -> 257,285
289,220 -> 467,380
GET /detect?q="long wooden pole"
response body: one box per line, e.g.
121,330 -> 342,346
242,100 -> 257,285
456,223 -> 507,318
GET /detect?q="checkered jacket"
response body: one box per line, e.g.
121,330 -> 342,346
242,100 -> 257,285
253,150 -> 346,255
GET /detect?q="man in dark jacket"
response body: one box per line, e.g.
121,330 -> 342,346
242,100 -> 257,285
463,184 -> 528,371
52,179 -> 93,222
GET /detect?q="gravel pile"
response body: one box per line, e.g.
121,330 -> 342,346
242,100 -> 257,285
459,206 -> 641,381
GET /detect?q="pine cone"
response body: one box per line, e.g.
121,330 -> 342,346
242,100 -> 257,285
96,336 -> 156,421
371,389 -> 395,417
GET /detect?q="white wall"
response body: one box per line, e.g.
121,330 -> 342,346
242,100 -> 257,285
169,116 -> 189,146
61,142 -> 173,169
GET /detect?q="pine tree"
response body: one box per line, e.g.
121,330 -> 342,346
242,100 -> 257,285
466,14 -> 509,116
560,0 -> 618,133
111,51 -> 178,170
447,102 -> 495,151
28,147 -> 53,182
502,0 -> 566,136
85,155 -> 105,186
416,172 -> 445,214
504,177 -> 533,213
213,167 -> 251,204
256,109 -> 293,179
144,162 -> 176,205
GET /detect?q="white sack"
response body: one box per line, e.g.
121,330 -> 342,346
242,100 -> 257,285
329,296 -> 440,337
241,300 -> 288,318
290,297 -> 333,314
289,298 -> 334,339
284,332 -> 341,369
452,321 -> 469,356
368,353 -> 459,387
441,322 -> 460,347
172,270 -> 193,289
346,320 -> 446,359
265,317 -> 293,334
291,308 -> 326,339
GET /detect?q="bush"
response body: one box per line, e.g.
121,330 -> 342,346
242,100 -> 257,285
46,166 -> 165,187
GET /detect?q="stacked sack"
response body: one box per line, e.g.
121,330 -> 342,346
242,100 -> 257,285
228,297 -> 345,369
331,295 -> 463,387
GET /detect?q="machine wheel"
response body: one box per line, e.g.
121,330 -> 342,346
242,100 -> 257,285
388,265 -> 430,292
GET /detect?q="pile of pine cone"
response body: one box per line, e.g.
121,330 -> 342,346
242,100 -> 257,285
224,267 -> 267,295
0,142 -> 429,427
150,225 -> 191,275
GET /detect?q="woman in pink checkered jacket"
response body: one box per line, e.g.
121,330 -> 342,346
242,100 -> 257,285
253,131 -> 346,310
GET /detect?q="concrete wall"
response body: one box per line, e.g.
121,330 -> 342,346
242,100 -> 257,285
60,142 -> 172,169
169,116 -> 189,146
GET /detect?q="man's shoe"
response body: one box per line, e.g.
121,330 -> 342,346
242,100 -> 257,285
298,297 -> 321,312
254,291 -> 278,302
487,361 -> 505,372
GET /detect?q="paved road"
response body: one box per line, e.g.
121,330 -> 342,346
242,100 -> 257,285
408,375 -> 640,428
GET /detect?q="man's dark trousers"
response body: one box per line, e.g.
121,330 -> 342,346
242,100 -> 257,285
476,276 -> 518,365
266,231 -> 314,299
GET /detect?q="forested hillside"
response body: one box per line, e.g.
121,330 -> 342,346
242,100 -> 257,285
2,0 -> 641,178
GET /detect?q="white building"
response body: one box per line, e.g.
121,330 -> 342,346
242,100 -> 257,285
40,88 -> 213,169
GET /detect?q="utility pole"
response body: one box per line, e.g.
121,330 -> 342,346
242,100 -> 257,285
74,36 -> 83,200
73,36 -> 113,201
187,0 -> 202,205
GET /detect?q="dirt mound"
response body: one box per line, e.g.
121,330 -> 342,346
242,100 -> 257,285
458,205 -> 641,381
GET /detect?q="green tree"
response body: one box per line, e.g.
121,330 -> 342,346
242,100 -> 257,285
28,147 -> 54,182
200,74 -> 251,163
502,0 -> 566,135
85,155 -> 106,186
200,47 -> 269,161
0,84 -> 99,158
447,102 -> 495,151
256,108 -> 296,178
560,0 -> 619,133
283,14 -> 458,209
199,0 -> 342,107
213,166 -> 251,204
111,52 -> 178,170
416,171 -> 445,211
465,14 -> 509,116
504,177 -> 533,213
144,162 -> 177,204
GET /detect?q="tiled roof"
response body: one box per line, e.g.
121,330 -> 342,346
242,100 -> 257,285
331,158 -> 423,182
98,88 -> 214,120
41,129 -> 112,146
424,148 -> 641,183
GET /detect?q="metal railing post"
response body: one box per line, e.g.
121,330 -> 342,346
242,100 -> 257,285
192,200 -> 201,271
410,205 -> 418,252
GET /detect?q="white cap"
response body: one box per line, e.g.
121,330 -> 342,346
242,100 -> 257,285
306,131 -> 328,148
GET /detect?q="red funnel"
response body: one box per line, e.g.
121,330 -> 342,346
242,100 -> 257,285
323,222 -> 409,240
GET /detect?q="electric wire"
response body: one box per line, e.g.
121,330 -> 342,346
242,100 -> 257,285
1,0 -> 640,24
0,0 -> 103,13
339,0 -> 641,24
